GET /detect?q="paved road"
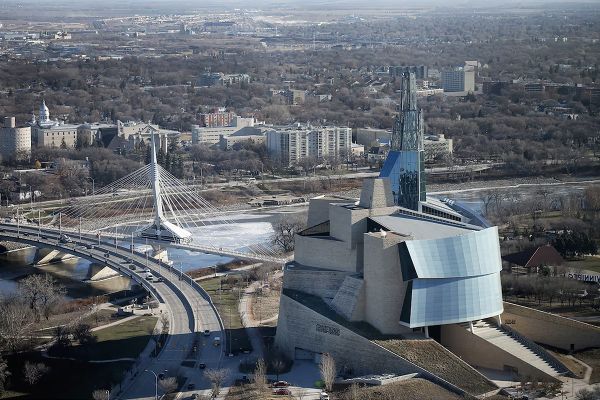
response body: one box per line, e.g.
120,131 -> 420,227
0,223 -> 224,400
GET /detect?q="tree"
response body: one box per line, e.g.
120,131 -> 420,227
19,274 -> 65,321
575,387 -> 600,400
23,361 -> 48,385
92,389 -> 110,400
0,295 -> 33,352
72,323 -> 96,345
0,356 -> 10,397
320,353 -> 336,392
204,369 -> 228,397
271,216 -> 304,253
52,325 -> 71,349
253,358 -> 267,397
159,376 -> 178,394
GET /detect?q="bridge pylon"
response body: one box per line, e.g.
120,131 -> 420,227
136,134 -> 192,244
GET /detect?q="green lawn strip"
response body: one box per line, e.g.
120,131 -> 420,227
5,352 -> 131,399
48,316 -> 157,361
198,277 -> 252,354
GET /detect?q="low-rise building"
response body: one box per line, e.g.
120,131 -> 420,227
191,116 -> 257,145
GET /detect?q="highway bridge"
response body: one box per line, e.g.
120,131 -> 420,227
0,222 -> 225,400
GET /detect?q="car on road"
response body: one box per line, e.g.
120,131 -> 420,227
187,383 -> 195,390
198,363 -> 206,369
272,388 -> 291,396
158,373 -> 165,380
272,381 -> 290,388
213,336 -> 221,346
144,268 -> 151,274
203,329 -> 210,336
145,274 -> 155,281
59,234 -> 72,243
85,244 -> 94,249
320,392 -> 330,400
191,394 -> 199,400
128,264 -> 136,270
156,277 -> 163,282
104,252 -> 110,258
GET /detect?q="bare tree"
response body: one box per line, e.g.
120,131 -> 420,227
204,369 -> 228,398
73,323 -> 96,345
92,389 -> 110,400
159,312 -> 170,334
320,353 -> 336,392
0,356 -> 10,396
0,295 -> 33,352
23,361 -> 49,385
159,376 -> 178,394
271,216 -> 304,253
19,274 -> 65,321
253,358 -> 268,397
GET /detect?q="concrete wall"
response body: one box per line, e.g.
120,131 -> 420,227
276,294 -> 428,376
502,302 -> 600,352
294,235 -> 359,273
283,266 -> 349,300
363,232 -> 411,335
307,197 -> 352,227
441,324 -> 558,382
331,275 -> 366,321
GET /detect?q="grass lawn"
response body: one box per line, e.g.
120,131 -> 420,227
574,348 -> 600,384
5,352 -> 132,399
339,378 -> 466,400
199,277 -> 253,354
48,316 -> 157,361
374,339 -> 497,396
563,256 -> 600,274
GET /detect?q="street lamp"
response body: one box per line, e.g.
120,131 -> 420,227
144,369 -> 159,400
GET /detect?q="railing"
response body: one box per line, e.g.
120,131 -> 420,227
500,323 -> 571,376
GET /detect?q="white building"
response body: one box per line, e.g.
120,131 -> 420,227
0,117 -> 31,161
266,125 -> 352,166
191,116 -> 256,145
30,100 -> 79,148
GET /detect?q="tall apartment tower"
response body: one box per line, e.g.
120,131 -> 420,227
0,117 -> 31,161
380,72 -> 426,210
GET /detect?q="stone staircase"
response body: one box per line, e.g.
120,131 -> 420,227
461,320 -> 566,377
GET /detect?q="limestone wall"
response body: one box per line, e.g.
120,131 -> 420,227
502,302 -> 600,352
294,235 -> 359,273
331,275 -> 366,321
275,294 -> 479,397
441,324 -> 558,382
283,266 -> 349,300
307,197 -> 352,227
363,233 -> 410,335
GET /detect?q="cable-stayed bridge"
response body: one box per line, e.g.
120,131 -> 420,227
20,136 -> 290,264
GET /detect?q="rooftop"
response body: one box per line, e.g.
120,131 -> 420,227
371,213 -> 477,240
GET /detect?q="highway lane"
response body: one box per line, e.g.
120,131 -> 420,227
0,223 -> 224,400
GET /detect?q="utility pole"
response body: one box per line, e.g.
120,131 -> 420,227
16,207 -> 20,236
79,217 -> 82,241
59,212 -> 62,235
38,210 -> 41,239
131,232 -> 134,254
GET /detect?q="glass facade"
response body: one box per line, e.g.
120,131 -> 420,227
398,227 -> 504,328
380,150 -> 426,211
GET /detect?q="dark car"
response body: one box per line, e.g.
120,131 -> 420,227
85,244 -> 94,249
272,381 -> 290,388
198,363 -> 206,369
158,373 -> 165,380
273,388 -> 291,396
187,383 -> 195,390
104,252 -> 110,258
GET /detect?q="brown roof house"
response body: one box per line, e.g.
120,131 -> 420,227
502,244 -> 564,274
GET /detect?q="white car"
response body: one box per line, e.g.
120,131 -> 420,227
320,392 -> 330,400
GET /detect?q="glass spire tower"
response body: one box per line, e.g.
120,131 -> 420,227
380,72 -> 426,210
